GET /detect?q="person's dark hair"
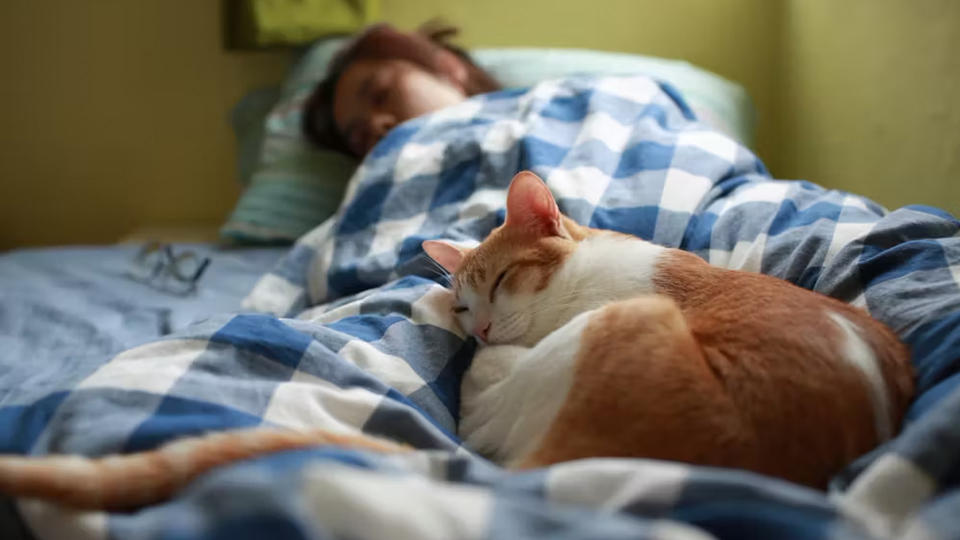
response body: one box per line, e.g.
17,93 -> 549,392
302,22 -> 501,157
301,41 -> 364,155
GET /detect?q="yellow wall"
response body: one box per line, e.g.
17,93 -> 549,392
2,1 -> 957,248
0,1 -> 291,248
777,0 -> 960,212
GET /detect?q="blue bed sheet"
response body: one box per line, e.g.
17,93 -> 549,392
0,244 -> 285,364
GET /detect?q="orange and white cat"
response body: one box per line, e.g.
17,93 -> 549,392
423,171 -> 914,488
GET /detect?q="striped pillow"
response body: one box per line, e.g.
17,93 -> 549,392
220,151 -> 355,244
221,40 -> 355,244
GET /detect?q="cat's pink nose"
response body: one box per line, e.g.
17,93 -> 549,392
475,322 -> 491,341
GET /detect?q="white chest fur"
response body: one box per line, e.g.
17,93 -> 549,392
459,311 -> 594,465
524,234 -> 666,344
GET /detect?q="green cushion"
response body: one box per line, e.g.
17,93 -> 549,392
227,0 -> 377,48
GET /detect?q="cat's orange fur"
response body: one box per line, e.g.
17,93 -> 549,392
0,429 -> 407,510
517,256 -> 911,486
432,171 -> 914,489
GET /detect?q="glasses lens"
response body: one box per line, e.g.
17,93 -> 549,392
169,251 -> 211,283
130,242 -> 165,280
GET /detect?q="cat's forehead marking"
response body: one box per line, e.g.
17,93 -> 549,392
460,250 -> 490,290
465,265 -> 487,289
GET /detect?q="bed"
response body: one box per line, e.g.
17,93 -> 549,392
2,46 -> 960,540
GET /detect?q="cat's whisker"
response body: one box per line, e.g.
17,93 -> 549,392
426,259 -> 451,280
422,257 -> 454,286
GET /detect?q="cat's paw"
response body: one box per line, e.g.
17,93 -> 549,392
459,345 -> 529,448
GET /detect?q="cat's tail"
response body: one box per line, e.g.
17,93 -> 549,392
0,428 -> 408,511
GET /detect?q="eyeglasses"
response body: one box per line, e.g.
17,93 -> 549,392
126,241 -> 211,296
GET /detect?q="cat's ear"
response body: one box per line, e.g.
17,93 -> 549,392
422,240 -> 468,273
505,171 -> 566,237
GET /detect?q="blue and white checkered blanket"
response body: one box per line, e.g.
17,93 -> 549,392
4,76 -> 960,540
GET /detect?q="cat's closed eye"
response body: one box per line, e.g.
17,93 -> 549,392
489,269 -> 509,302
453,305 -> 469,314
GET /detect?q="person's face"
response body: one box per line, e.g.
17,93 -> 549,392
333,58 -> 467,156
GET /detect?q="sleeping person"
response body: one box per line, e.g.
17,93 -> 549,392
302,22 -> 501,157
